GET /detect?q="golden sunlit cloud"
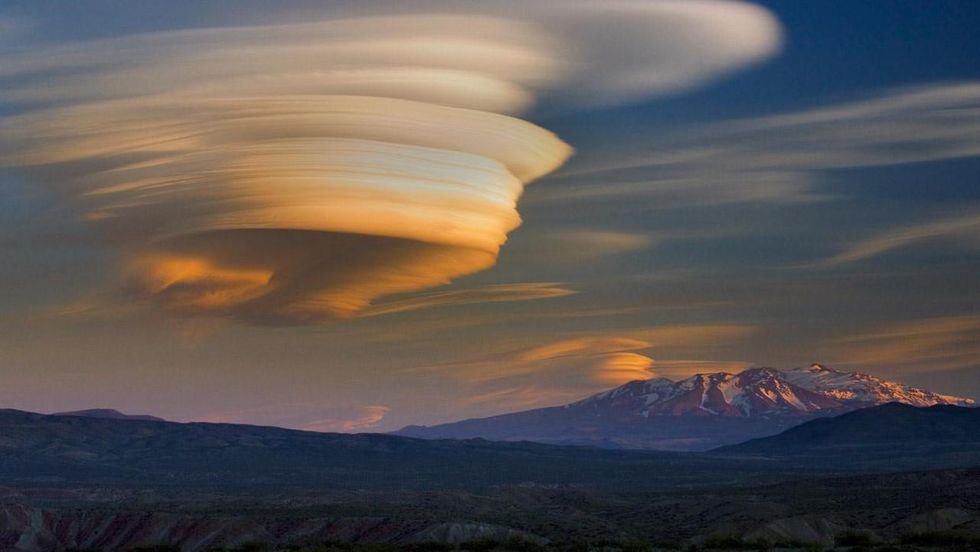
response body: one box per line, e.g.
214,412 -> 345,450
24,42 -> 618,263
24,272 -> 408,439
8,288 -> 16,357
515,336 -> 652,363
419,324 -> 755,414
591,352 -> 657,385
0,2 -> 781,324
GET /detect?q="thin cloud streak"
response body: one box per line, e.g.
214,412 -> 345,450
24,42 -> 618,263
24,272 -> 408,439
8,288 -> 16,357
827,315 -> 980,373
536,82 -> 980,208
820,213 -> 980,266
362,283 -> 577,317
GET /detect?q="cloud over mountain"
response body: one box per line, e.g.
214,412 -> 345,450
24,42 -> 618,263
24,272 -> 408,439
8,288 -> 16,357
0,1 -> 781,324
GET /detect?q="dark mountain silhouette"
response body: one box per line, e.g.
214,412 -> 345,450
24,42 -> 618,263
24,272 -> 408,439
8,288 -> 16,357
0,408 -> 775,491
51,408 -> 166,422
2,406 -> 980,551
716,402 -> 980,456
5,403 -> 978,492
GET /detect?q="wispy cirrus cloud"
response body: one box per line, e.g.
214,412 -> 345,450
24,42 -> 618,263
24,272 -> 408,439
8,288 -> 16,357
819,212 -> 980,266
41,282 -> 577,325
537,82 -> 980,208
0,1 -> 781,326
827,315 -> 980,373
500,228 -> 658,269
362,282 -> 576,317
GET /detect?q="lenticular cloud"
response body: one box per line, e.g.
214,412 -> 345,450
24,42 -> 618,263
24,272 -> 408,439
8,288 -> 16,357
0,1 -> 780,324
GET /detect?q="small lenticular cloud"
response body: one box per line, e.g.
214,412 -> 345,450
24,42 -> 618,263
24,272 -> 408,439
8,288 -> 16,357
0,2 -> 780,324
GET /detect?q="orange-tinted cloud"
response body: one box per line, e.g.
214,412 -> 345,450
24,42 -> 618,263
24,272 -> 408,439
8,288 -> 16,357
421,324 -> 755,412
0,3 -> 781,324
591,352 -> 657,385
2,40 -> 570,323
299,406 -> 391,433
363,283 -> 576,317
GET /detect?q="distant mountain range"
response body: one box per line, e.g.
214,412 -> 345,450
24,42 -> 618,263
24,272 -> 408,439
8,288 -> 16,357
2,402 -> 978,492
395,364 -> 974,450
51,408 -> 166,422
0,408 -> 757,491
2,403 -> 980,551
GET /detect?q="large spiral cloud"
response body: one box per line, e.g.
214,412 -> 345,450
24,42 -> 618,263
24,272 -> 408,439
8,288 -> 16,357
0,1 -> 780,324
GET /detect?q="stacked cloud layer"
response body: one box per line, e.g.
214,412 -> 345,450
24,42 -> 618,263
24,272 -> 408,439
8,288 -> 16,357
0,1 -> 780,324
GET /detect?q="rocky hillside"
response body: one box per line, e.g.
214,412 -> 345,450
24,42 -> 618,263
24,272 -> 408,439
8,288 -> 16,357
0,505 -> 544,552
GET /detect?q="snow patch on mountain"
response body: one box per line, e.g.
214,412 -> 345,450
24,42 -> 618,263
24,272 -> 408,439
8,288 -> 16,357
571,364 -> 973,418
783,364 -> 971,407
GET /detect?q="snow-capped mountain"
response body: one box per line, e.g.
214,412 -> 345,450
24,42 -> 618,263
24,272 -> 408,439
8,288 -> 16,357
781,364 -> 970,407
574,364 -> 973,418
395,365 -> 974,451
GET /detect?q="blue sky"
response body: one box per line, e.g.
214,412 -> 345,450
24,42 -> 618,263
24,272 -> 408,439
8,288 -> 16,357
0,1 -> 977,431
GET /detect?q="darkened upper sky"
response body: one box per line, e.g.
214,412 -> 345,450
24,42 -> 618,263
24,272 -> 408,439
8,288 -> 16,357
0,1 -> 977,432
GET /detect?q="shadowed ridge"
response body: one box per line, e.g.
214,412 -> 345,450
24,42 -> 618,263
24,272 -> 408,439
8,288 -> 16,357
714,402 -> 980,455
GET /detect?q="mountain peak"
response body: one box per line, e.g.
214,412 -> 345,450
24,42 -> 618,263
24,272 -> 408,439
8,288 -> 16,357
396,365 -> 975,451
572,364 -> 973,419
781,365 -> 974,408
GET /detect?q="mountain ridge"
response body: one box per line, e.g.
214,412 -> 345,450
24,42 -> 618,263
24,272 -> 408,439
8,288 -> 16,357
395,364 -> 974,450
0,407 -> 766,491
51,408 -> 166,422
715,402 -> 980,455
